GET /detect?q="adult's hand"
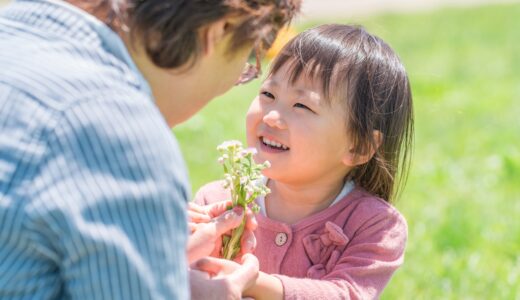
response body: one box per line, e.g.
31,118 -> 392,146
190,254 -> 260,300
187,201 -> 257,263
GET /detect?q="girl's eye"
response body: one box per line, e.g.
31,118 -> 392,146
294,102 -> 314,112
260,91 -> 275,99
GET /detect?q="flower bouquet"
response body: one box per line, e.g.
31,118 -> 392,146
217,140 -> 270,260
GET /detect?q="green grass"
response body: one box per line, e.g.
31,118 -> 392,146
175,3 -> 520,299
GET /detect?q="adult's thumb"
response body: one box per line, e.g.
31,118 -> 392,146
213,208 -> 244,235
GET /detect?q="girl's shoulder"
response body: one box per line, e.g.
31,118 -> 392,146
192,180 -> 231,206
339,187 -> 408,237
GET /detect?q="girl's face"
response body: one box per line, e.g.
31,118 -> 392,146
246,63 -> 354,186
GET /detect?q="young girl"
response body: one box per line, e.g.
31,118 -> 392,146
193,24 -> 413,299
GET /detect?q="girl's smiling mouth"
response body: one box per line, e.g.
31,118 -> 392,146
260,136 -> 290,152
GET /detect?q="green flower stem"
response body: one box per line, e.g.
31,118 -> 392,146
223,209 -> 247,260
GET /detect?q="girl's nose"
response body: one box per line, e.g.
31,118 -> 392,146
262,110 -> 287,129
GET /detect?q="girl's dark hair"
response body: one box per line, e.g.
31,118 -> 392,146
270,24 -> 414,202
79,0 -> 301,69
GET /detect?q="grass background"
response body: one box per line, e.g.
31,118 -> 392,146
176,3 -> 520,298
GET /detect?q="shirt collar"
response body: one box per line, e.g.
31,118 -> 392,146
255,177 -> 355,217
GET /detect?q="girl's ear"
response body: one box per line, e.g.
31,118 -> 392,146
342,130 -> 383,167
199,16 -> 242,56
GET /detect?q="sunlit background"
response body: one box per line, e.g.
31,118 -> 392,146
2,0 -> 519,298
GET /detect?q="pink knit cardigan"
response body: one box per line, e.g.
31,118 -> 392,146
194,181 -> 407,299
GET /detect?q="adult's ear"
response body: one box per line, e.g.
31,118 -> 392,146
199,16 -> 242,57
342,130 -> 383,167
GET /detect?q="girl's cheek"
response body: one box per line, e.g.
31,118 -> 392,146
245,109 -> 256,128
245,113 -> 258,146
246,101 -> 263,125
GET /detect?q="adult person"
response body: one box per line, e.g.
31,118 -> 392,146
0,0 -> 300,299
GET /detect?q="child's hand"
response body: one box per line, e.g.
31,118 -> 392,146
190,253 -> 260,300
187,201 -> 257,262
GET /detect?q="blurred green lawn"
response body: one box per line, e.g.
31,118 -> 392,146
175,3 -> 520,299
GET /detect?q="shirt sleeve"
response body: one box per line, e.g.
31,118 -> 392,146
1,87 -> 190,299
274,203 -> 408,300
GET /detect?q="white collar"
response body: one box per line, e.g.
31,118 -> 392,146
255,178 -> 355,217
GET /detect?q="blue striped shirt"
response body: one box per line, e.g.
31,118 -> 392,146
0,0 -> 190,299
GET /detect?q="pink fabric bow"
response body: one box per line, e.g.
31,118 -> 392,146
302,221 -> 349,279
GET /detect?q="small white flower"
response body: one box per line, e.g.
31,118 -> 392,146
241,148 -> 257,156
224,174 -> 233,185
245,185 -> 253,194
219,140 -> 242,150
259,186 -> 271,196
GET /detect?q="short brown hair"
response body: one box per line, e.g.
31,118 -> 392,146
269,24 -> 414,202
85,0 -> 301,69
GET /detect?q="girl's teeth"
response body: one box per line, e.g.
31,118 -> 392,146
262,137 -> 288,150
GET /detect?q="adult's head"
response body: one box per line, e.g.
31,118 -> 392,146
70,0 -> 301,126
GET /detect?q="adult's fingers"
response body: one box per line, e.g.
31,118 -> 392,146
207,200 -> 233,218
189,268 -> 211,280
189,269 -> 218,300
205,201 -> 257,231
228,254 -> 260,291
240,229 -> 256,255
245,209 -> 257,231
188,210 -> 211,223
193,256 -> 239,276
188,202 -> 206,213
192,255 -> 259,298
188,202 -> 212,223
188,222 -> 198,234
210,236 -> 223,257
211,209 -> 244,236
187,209 -> 243,262
193,254 -> 259,286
